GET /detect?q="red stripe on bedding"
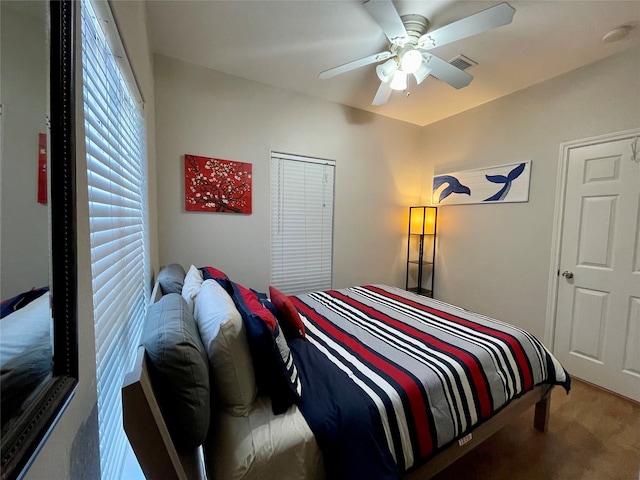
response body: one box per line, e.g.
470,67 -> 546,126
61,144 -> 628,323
366,285 -> 534,392
330,290 -> 492,421
293,298 -> 435,458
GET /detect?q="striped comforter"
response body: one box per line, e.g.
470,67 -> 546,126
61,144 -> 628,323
288,285 -> 570,479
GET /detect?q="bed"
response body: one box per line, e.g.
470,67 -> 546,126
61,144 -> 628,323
0,287 -> 52,431
123,265 -> 569,480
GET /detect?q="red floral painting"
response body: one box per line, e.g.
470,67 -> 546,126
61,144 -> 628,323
37,133 -> 47,204
184,154 -> 252,214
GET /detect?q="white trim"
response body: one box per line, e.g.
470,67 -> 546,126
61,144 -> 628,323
271,151 -> 336,166
544,128 -> 640,348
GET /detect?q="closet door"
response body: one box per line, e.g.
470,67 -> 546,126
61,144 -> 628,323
270,153 -> 335,295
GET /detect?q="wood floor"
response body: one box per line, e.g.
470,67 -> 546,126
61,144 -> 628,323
431,379 -> 640,480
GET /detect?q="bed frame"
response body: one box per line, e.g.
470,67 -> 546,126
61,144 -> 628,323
122,280 -> 553,480
405,384 -> 552,478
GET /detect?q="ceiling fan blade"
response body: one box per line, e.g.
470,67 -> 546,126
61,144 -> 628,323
319,51 -> 393,79
372,81 -> 393,106
418,3 -> 515,50
363,0 -> 408,44
423,54 -> 473,89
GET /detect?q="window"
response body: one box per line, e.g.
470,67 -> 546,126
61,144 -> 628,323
81,1 -> 149,478
270,152 -> 335,295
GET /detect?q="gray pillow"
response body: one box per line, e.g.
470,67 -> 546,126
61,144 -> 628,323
142,293 -> 210,450
156,264 -> 186,295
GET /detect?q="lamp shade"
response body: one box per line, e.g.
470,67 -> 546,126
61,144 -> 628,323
401,49 -> 423,74
424,208 -> 436,234
409,206 -> 437,235
376,58 -> 398,83
413,62 -> 431,85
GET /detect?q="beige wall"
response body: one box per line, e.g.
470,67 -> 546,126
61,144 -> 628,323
420,45 -> 640,338
1,3 -> 49,299
154,55 -> 424,292
24,1 -> 157,478
154,45 -> 640,340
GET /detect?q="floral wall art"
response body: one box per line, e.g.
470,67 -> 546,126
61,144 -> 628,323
37,133 -> 47,204
432,161 -> 531,206
184,154 -> 252,213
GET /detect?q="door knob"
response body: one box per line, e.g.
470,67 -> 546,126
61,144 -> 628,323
562,271 -> 574,279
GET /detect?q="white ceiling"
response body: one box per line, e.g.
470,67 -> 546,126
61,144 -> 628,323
145,1 -> 640,127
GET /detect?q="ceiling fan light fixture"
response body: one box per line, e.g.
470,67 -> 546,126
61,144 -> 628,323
413,62 -> 431,85
319,1 -> 518,106
376,58 -> 398,82
390,70 -> 407,91
400,49 -> 422,74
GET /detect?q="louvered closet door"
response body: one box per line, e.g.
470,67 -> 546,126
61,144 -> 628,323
271,153 -> 335,295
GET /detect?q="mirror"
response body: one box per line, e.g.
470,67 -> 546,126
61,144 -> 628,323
0,1 -> 77,479
1,0 -> 52,434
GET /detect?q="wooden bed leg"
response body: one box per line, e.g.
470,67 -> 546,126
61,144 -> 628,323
533,393 -> 551,432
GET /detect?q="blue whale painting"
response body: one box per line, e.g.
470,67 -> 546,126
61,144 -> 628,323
484,162 -> 526,202
432,161 -> 531,205
432,175 -> 471,203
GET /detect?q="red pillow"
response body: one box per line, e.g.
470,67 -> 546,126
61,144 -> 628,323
236,283 -> 277,330
269,286 -> 305,339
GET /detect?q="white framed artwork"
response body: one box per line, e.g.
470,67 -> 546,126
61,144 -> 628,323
432,161 -> 531,206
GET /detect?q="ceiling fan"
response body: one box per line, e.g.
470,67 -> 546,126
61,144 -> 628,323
319,0 -> 515,106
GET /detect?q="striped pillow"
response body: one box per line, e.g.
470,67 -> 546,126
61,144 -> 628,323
228,281 -> 301,414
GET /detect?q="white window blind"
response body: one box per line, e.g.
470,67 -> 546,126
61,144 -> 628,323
81,1 -> 149,478
271,153 -> 335,295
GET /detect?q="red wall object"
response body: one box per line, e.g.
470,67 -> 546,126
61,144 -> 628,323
184,154 -> 252,214
37,133 -> 47,204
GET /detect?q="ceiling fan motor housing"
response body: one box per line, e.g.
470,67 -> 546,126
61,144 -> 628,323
390,15 -> 428,74
400,14 -> 429,46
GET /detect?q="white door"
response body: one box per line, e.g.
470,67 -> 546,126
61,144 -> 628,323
554,135 -> 640,401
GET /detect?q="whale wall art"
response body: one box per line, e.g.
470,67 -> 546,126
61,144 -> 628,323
432,161 -> 531,206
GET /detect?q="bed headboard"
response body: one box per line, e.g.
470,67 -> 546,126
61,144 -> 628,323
121,280 -> 206,480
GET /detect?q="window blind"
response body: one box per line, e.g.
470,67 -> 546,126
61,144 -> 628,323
270,153 -> 335,295
81,1 -> 148,478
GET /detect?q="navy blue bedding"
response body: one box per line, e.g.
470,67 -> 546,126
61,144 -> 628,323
0,286 -> 48,319
289,285 -> 570,479
290,336 -> 400,479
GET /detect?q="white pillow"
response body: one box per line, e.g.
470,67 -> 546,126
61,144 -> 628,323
182,265 -> 203,312
194,279 -> 257,416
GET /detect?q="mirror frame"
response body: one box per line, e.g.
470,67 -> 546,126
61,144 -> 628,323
0,1 -> 78,479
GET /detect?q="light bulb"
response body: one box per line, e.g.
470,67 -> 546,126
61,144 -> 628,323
400,49 -> 422,74
390,71 -> 407,91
